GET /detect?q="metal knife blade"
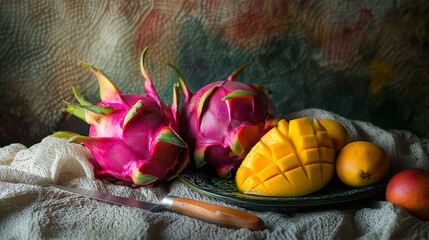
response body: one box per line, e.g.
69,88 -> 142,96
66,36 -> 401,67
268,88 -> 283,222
48,184 -> 161,211
47,184 -> 264,231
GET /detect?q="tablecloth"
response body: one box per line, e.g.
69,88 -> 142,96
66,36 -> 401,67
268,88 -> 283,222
1,109 -> 428,239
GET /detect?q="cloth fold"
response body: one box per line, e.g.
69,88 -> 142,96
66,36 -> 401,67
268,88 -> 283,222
1,109 -> 428,239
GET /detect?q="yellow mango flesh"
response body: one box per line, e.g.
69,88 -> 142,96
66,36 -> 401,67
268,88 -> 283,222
236,117 -> 336,197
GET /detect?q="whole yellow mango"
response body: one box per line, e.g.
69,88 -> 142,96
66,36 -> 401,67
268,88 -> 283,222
318,119 -> 350,151
235,117 -> 336,197
336,141 -> 389,188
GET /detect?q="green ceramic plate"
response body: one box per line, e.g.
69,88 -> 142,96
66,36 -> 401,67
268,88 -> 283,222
179,170 -> 389,212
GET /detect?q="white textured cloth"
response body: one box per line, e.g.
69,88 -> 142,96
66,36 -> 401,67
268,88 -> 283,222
1,109 -> 429,239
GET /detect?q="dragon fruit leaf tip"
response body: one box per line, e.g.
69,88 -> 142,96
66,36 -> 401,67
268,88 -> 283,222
230,125 -> 261,157
227,64 -> 247,81
51,131 -> 81,140
140,47 -> 166,107
132,171 -> 158,185
157,127 -> 187,148
168,64 -> 191,103
123,100 -> 144,129
221,90 -> 257,101
171,83 -> 180,124
197,86 -> 218,123
63,101 -> 115,126
62,100 -> 86,122
80,61 -> 122,104
72,86 -> 92,106
51,131 -> 97,146
193,146 -> 207,168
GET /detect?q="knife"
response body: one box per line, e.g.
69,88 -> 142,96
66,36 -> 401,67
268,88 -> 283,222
46,184 -> 264,231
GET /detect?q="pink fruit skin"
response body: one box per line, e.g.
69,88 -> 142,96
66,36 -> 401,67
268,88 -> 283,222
56,48 -> 189,187
84,95 -> 184,187
177,65 -> 278,177
385,168 -> 429,221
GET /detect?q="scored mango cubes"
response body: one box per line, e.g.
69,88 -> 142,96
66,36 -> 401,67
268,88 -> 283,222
235,117 -> 336,197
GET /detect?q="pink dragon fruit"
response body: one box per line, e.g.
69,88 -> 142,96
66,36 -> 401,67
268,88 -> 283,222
54,47 -> 189,187
172,64 -> 279,178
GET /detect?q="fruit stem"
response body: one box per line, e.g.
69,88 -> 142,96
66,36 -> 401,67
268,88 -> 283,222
362,172 -> 371,179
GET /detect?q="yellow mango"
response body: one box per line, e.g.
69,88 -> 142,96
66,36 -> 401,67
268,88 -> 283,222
235,118 -> 336,197
317,119 -> 350,151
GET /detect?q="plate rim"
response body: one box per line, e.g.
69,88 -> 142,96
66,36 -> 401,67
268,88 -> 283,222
178,171 -> 389,208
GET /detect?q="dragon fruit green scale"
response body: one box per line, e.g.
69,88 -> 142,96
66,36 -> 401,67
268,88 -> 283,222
53,47 -> 189,187
173,64 -> 279,178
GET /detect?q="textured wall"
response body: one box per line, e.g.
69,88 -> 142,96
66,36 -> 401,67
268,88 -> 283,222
1,0 -> 429,146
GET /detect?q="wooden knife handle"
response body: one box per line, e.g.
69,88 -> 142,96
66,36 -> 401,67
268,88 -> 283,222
167,196 -> 264,231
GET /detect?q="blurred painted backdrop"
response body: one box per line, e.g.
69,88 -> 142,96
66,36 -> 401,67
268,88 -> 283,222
1,0 -> 429,146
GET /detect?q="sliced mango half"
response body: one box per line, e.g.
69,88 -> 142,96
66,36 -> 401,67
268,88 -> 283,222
235,117 -> 336,197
